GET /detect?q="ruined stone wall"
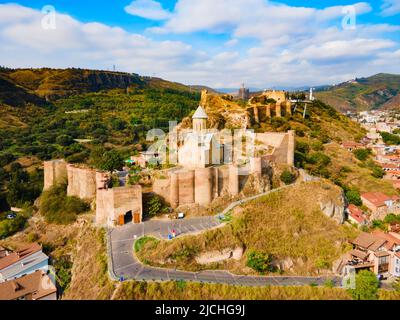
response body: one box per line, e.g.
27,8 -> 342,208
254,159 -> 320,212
67,164 -> 97,201
262,90 -> 287,103
255,131 -> 295,166
43,160 -> 67,190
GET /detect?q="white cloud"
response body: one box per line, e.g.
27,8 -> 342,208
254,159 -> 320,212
381,0 -> 400,16
124,0 -> 171,20
224,39 -> 239,47
0,2 -> 399,89
0,3 -> 196,75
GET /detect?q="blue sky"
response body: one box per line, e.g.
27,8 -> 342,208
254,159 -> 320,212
0,0 -> 399,88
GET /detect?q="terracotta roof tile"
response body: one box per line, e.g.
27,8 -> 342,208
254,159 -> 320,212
348,205 -> 368,224
0,243 -> 42,270
0,271 -> 56,300
361,192 -> 398,207
352,232 -> 387,251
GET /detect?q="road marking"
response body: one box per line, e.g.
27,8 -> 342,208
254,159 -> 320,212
112,238 -> 135,243
115,262 -> 140,272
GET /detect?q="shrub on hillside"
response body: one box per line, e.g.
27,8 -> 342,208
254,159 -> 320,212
246,250 -> 274,274
353,148 -> 372,161
40,184 -> 89,224
280,170 -> 296,185
0,211 -> 29,239
0,153 -> 15,167
381,132 -> 400,145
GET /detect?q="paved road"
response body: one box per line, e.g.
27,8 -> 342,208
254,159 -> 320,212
107,185 -> 342,287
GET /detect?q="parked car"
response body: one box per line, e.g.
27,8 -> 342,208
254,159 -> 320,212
6,213 -> 16,220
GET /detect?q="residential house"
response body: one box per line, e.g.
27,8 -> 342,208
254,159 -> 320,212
342,232 -> 400,277
360,192 -> 400,220
372,231 -> 400,277
347,204 -> 368,226
0,243 -> 49,283
0,271 -> 56,300
345,232 -> 388,275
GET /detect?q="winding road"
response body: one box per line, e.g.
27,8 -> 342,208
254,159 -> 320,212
107,183 -> 343,287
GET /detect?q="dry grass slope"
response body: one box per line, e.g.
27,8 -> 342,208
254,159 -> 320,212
113,281 -> 352,300
137,181 -> 359,275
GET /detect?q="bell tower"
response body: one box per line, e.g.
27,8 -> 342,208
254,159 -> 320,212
192,106 -> 208,134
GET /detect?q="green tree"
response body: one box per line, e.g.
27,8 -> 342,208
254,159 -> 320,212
381,132 -> 400,145
349,270 -> 379,300
384,213 -> 400,224
346,189 -> 362,206
56,134 -> 74,146
143,194 -> 166,218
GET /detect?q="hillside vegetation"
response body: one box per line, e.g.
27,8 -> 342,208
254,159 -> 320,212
316,73 -> 400,112
136,181 -> 358,275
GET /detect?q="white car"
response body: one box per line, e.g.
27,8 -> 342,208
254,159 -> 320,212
6,213 -> 16,220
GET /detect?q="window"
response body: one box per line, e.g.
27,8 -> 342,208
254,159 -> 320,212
379,256 -> 389,265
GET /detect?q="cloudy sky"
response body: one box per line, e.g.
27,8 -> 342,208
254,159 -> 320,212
0,0 -> 399,88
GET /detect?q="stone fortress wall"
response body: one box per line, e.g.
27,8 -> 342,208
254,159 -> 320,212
66,164 -> 97,201
43,159 -> 68,190
43,90 -> 295,224
43,161 -> 143,227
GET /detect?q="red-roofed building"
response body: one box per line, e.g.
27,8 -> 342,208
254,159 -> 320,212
361,192 -> 400,220
0,243 -> 49,283
347,204 -> 368,226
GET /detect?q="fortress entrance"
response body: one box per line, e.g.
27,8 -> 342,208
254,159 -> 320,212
119,211 -> 133,225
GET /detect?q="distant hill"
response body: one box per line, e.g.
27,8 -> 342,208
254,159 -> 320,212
0,67 -> 207,102
0,67 -> 212,131
315,73 -> 400,112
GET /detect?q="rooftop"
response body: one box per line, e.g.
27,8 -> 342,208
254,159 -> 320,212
192,106 -> 208,119
0,271 -> 56,300
361,192 -> 400,207
0,243 -> 42,271
372,230 -> 400,250
347,204 -> 367,224
352,232 -> 387,252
